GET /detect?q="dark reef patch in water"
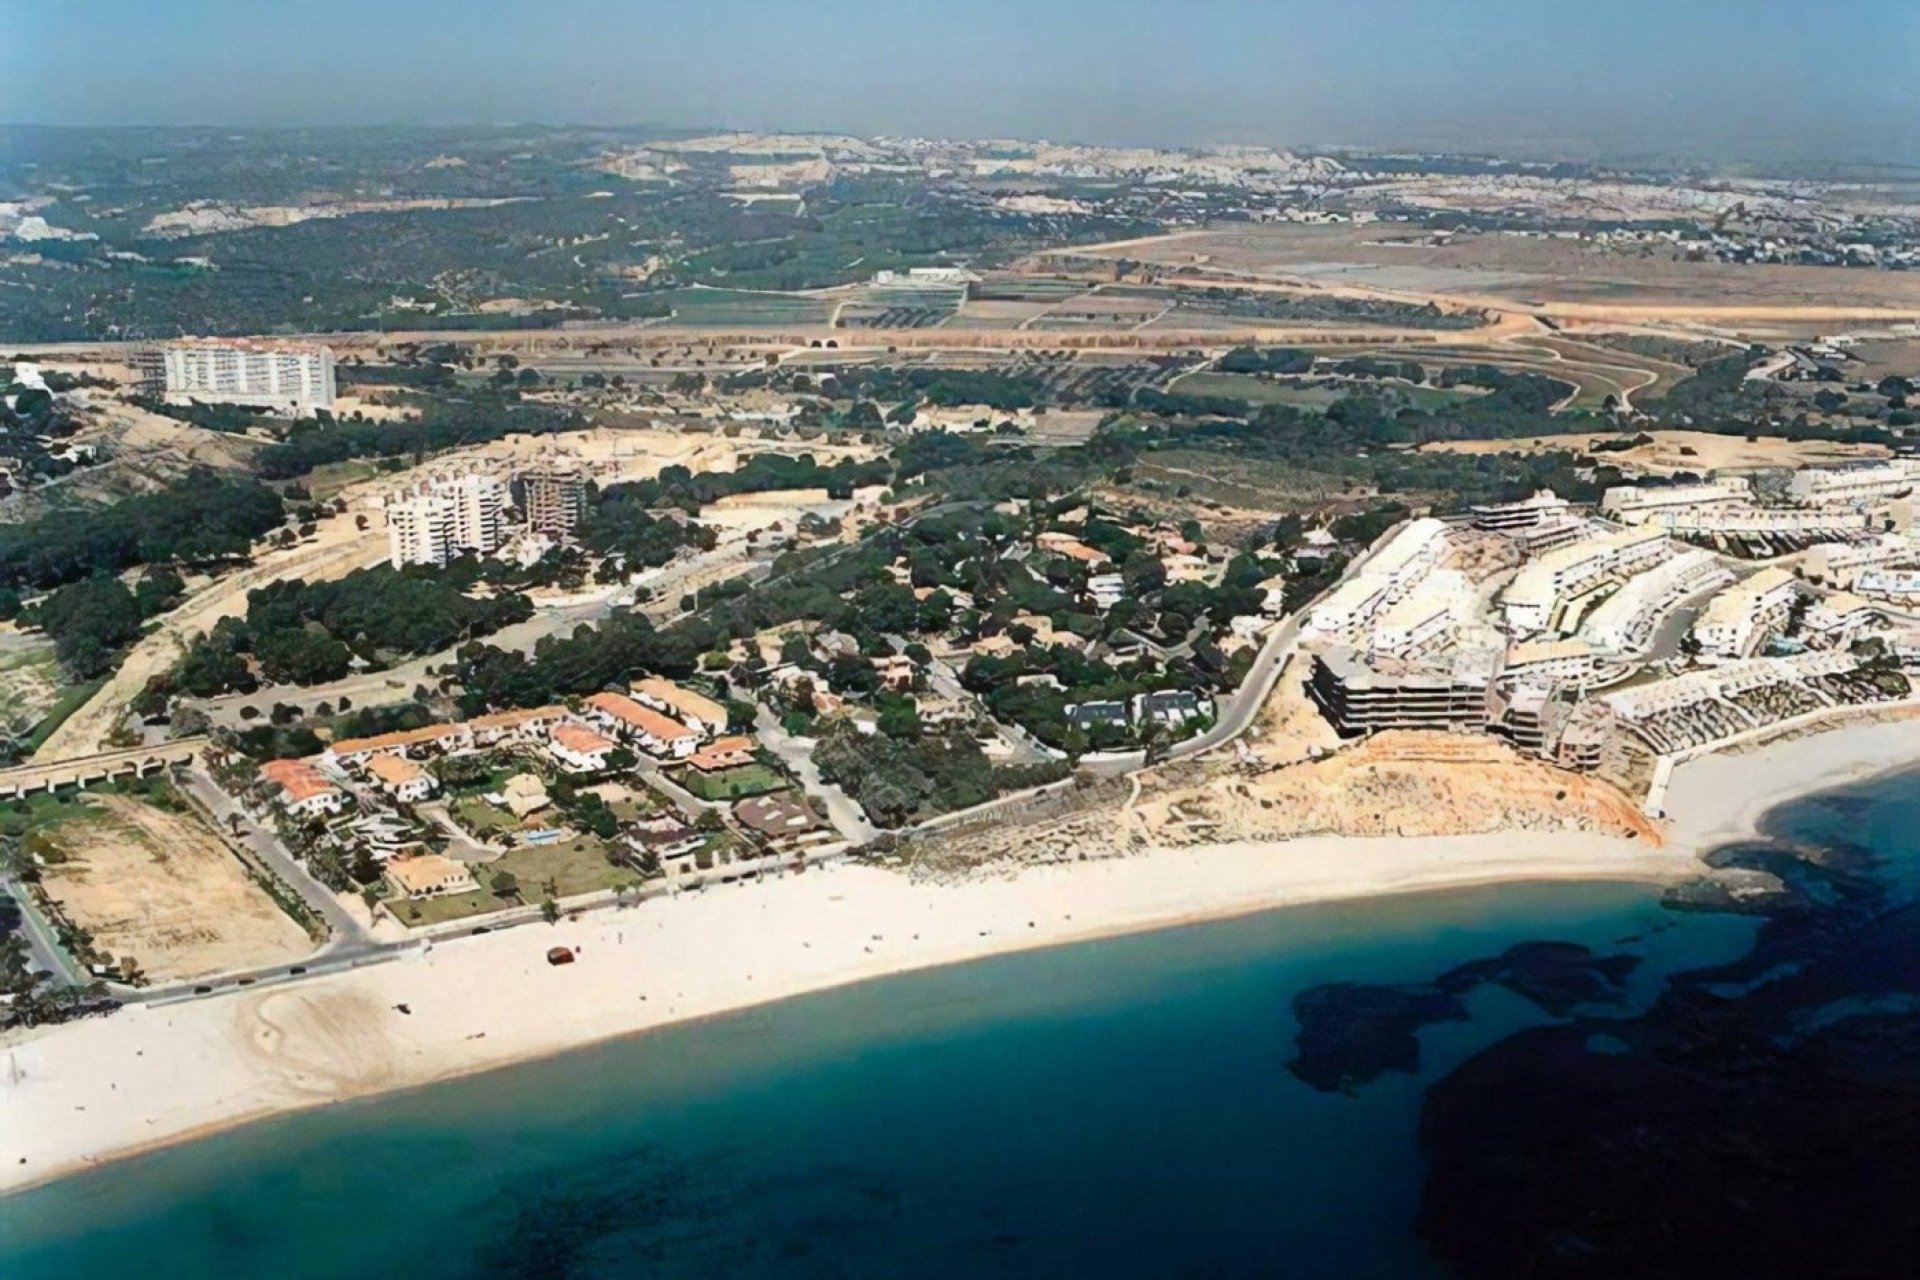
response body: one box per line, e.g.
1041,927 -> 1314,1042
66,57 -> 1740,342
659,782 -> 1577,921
1288,942 -> 1638,1091
1416,809 -> 1920,1280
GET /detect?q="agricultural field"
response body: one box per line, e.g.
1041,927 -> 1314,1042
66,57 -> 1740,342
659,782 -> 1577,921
1025,287 -> 1171,331
834,285 -> 963,330
1836,336 -> 1920,385
1025,354 -> 1201,404
19,786 -> 314,981
942,297 -> 1057,330
665,287 -> 833,327
1063,223 -> 1920,318
967,276 -> 1092,302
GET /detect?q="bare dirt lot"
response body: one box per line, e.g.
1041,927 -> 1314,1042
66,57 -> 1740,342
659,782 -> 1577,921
1133,731 -> 1659,845
36,794 -> 315,981
1,399 -> 261,522
0,637 -> 63,741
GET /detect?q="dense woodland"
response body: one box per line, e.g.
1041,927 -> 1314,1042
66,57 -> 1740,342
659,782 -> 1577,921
157,565 -> 533,697
0,471 -> 284,591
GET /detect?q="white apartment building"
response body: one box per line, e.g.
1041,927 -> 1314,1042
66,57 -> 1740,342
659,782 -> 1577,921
1788,460 -> 1920,505
1802,592 -> 1879,647
1501,526 -> 1668,636
1853,568 -> 1920,606
1691,568 -> 1800,660
1800,534 -> 1919,588
1087,573 -> 1126,609
1604,652 -> 1854,722
1644,503 -> 1869,538
1369,569 -> 1466,658
136,339 -> 336,413
386,473 -> 508,568
1307,518 -> 1448,636
1578,549 -> 1733,654
1470,489 -> 1572,533
1600,479 -> 1748,524
1500,637 -> 1597,688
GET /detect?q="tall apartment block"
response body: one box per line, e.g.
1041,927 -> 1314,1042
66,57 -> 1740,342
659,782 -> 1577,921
133,339 -> 336,414
519,469 -> 588,543
387,473 -> 508,568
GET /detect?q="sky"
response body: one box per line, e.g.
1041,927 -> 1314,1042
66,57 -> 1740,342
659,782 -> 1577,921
5,0 -> 1917,165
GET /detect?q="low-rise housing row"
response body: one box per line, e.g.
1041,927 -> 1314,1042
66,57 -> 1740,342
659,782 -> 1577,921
325,705 -> 570,768
1599,649 -> 1904,760
1501,525 -> 1667,635
1499,637 -> 1598,689
1690,568 -> 1801,660
1802,592 -> 1880,647
1368,568 -> 1468,658
1642,502 -> 1869,539
1786,459 -> 1920,505
1306,517 -> 1449,637
1600,479 -> 1748,523
1578,549 -> 1732,654
1853,569 -> 1920,607
1801,533 -> 1919,588
583,691 -> 700,758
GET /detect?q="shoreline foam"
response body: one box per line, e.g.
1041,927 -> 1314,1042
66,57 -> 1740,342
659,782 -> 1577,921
6,717 -> 1920,1198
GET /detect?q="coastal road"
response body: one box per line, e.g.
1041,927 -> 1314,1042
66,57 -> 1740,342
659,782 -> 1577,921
1183,614 -> 1305,753
2,877 -> 87,987
754,704 -> 879,844
176,769 -> 372,950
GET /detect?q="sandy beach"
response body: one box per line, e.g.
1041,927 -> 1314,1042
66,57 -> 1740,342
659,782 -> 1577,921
5,717 -> 1919,1196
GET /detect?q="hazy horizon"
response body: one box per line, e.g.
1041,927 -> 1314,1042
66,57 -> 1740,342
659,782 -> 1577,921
3,0 -> 1918,167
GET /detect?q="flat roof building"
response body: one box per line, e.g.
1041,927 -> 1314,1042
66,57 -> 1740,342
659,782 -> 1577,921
1306,645 -> 1496,737
519,469 -> 589,543
1691,568 -> 1800,660
1370,568 -> 1467,658
388,473 -> 509,569
1306,518 -> 1448,637
1600,479 -> 1747,523
1470,489 -> 1573,533
1801,534 -> 1918,588
1578,549 -> 1732,654
1788,460 -> 1920,505
135,339 -> 335,414
1502,525 -> 1668,636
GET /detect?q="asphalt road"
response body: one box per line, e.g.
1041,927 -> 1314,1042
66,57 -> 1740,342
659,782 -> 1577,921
2,877 -> 86,987
754,704 -> 879,843
176,769 -> 371,950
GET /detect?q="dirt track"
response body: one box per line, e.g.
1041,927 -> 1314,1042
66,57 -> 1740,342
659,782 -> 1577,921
32,514 -> 387,762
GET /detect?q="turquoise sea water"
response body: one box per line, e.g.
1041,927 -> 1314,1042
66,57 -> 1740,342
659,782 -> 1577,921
56,756 -> 1920,1280
0,870 -> 1766,1279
